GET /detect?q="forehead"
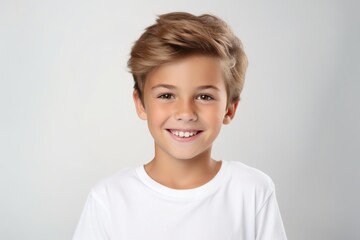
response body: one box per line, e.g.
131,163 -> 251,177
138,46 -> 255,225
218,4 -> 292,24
145,55 -> 226,89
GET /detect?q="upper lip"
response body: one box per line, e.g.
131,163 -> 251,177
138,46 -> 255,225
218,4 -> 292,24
166,129 -> 202,132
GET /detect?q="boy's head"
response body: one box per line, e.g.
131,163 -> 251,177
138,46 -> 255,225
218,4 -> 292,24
127,12 -> 248,107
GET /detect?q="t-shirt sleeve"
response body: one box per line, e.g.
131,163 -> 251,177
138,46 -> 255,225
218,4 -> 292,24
255,190 -> 287,240
72,190 -> 111,240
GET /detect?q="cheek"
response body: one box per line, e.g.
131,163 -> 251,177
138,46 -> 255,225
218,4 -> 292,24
147,104 -> 170,124
200,108 -> 224,142
201,106 -> 226,125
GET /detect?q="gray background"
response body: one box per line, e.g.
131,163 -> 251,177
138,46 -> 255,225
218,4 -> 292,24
1,0 -> 359,239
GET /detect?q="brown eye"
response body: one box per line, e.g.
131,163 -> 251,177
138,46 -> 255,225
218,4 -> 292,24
158,93 -> 174,99
196,94 -> 214,101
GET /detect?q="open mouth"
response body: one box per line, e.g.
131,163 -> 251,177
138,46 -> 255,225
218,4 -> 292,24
167,129 -> 202,138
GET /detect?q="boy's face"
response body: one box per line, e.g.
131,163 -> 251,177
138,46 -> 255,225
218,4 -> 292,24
133,55 -> 238,162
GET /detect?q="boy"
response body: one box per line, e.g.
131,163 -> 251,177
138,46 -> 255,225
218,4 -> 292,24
73,12 -> 287,240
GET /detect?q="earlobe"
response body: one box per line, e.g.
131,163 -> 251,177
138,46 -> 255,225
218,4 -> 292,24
133,90 -> 147,120
223,114 -> 232,125
223,100 -> 239,125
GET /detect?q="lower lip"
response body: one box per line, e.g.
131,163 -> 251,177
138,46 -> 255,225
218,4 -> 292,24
166,130 -> 202,143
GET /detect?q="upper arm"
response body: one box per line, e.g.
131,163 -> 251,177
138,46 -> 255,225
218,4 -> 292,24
72,191 -> 111,240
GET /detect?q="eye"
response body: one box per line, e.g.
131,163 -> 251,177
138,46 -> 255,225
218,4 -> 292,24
157,93 -> 174,99
196,94 -> 214,101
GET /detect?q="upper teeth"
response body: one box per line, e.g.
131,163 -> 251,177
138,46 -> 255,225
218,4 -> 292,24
171,130 -> 198,138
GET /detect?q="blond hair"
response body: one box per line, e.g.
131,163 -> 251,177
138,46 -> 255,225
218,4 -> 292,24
127,12 -> 248,105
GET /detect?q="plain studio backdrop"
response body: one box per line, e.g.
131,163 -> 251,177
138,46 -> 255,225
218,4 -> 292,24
1,0 -> 359,239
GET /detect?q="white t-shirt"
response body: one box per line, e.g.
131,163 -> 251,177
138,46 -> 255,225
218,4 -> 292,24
73,160 -> 287,240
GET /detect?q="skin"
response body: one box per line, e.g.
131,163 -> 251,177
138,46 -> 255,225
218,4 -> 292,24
133,55 -> 239,189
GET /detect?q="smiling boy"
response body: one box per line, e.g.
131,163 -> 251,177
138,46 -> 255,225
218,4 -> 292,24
133,55 -> 234,189
73,12 -> 287,240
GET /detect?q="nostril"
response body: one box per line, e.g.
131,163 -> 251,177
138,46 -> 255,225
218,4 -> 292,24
174,113 -> 198,121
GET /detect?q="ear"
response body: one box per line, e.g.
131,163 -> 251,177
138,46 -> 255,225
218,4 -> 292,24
133,90 -> 147,120
223,99 -> 239,125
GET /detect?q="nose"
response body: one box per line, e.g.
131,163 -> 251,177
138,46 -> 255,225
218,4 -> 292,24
174,99 -> 198,122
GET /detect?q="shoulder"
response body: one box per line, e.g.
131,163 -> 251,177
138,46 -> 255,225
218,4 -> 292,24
226,160 -> 276,205
228,161 -> 275,188
89,166 -> 138,201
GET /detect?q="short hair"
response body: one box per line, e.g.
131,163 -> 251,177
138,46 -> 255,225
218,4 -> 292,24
127,12 -> 248,106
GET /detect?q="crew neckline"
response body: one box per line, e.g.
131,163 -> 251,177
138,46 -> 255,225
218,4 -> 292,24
135,160 -> 229,201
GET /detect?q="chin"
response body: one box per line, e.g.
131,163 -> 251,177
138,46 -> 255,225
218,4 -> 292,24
168,150 -> 208,161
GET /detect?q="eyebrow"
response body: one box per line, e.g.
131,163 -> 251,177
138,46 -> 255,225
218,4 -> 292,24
151,84 -> 220,91
151,84 -> 176,90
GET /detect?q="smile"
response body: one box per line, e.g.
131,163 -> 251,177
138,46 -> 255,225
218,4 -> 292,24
168,129 -> 201,138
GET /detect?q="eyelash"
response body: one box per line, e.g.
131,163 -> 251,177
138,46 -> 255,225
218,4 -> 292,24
196,94 -> 214,101
157,94 -> 214,101
157,93 -> 174,99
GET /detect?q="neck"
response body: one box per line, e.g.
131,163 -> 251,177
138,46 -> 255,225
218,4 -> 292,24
144,145 -> 221,189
